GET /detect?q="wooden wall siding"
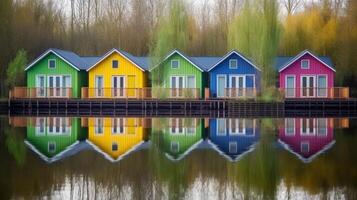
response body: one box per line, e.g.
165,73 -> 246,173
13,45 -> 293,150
26,53 -> 84,98
88,52 -> 147,98
152,53 -> 204,98
87,118 -> 145,159
279,53 -> 335,98
209,53 -> 261,98
26,118 -> 84,157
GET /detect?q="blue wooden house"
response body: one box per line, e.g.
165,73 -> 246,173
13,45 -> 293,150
208,50 -> 261,98
208,118 -> 260,161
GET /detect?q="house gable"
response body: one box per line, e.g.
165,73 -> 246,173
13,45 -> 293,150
208,50 -> 261,72
279,50 -> 335,73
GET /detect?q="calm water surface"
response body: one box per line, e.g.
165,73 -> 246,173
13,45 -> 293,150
0,116 -> 356,200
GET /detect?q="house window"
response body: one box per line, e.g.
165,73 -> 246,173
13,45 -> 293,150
285,118 -> 295,136
229,119 -> 245,135
301,142 -> 309,153
48,59 -> 56,68
170,118 -> 184,135
112,118 -> 124,134
186,119 -> 196,135
217,119 -> 227,136
48,142 -> 56,153
229,142 -> 238,153
171,60 -> 179,69
301,59 -> 310,69
36,117 -> 46,136
112,143 -> 118,151
301,118 -> 315,136
317,118 -> 327,136
171,141 -> 179,153
112,60 -> 119,68
229,59 -> 238,69
95,118 -> 103,134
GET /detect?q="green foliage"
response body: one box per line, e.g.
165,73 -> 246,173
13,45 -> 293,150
5,128 -> 26,166
228,0 -> 281,90
149,0 -> 189,86
6,49 -> 27,88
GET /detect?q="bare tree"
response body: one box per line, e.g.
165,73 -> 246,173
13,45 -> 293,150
282,0 -> 302,15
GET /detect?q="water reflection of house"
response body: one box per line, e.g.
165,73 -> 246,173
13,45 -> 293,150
152,118 -> 203,161
278,118 -> 336,163
208,118 -> 260,161
24,117 -> 86,163
86,117 -> 148,162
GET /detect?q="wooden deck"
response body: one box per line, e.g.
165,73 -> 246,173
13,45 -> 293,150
1,98 -> 357,117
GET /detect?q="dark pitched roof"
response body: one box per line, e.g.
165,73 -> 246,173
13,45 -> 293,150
189,57 -> 221,71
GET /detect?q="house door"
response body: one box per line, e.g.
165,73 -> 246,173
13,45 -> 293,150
286,76 -> 295,98
95,76 -> 104,97
127,75 -> 136,98
36,75 -> 46,97
217,75 -> 226,98
301,76 -> 315,97
230,75 -> 245,97
112,76 -> 125,97
171,76 -> 185,97
48,76 -> 61,97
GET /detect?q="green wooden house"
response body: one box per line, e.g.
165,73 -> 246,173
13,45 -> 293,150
152,118 -> 203,161
24,48 -> 99,98
150,50 -> 216,99
25,117 -> 87,163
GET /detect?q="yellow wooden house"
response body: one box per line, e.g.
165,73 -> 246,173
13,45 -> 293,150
85,48 -> 148,98
86,117 -> 148,161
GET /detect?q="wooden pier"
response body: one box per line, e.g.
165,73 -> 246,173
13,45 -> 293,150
1,98 -> 357,117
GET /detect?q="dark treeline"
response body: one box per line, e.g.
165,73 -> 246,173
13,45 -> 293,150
0,0 -> 356,97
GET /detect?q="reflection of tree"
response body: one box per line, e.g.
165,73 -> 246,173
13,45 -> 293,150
4,127 -> 26,166
278,128 -> 357,197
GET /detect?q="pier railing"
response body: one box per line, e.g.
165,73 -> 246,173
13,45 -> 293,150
10,87 -> 72,98
282,87 -> 349,99
81,87 -> 200,99
223,88 -> 257,98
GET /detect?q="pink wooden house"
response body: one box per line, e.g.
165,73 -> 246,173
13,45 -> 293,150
275,50 -> 341,98
278,118 -> 335,163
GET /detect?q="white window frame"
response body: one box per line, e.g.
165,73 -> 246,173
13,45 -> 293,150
229,142 -> 238,153
171,141 -> 179,153
300,75 -> 316,98
112,60 -> 119,68
216,74 -> 227,98
301,141 -> 309,153
317,75 -> 328,98
301,59 -> 310,69
317,118 -> 328,136
171,60 -> 180,69
170,118 -> 185,135
95,118 -> 104,135
48,59 -> 56,69
229,59 -> 238,69
47,117 -> 70,135
285,118 -> 295,136
285,75 -> 296,98
229,119 -> 246,135
112,75 -> 126,98
217,118 -> 227,136
48,141 -> 56,153
186,75 -> 196,88
36,75 -> 46,97
35,117 -> 46,136
95,75 -> 104,97
300,118 -> 316,136
112,118 -> 125,134
186,118 -> 196,135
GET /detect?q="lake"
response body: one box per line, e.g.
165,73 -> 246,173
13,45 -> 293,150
0,116 -> 356,199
